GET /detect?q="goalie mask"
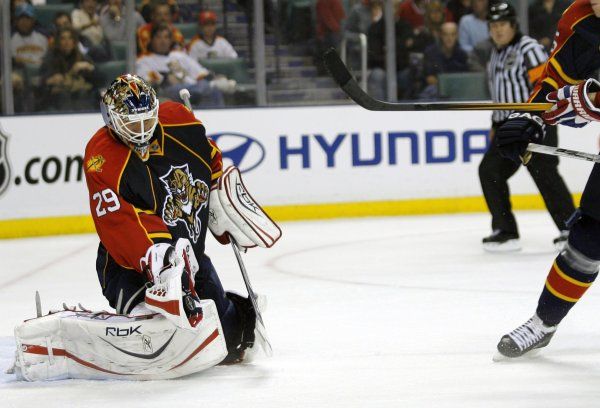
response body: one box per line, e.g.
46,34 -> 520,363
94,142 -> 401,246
101,74 -> 159,161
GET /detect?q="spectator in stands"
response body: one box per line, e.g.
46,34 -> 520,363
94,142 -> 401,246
100,0 -> 145,43
420,21 -> 468,99
446,0 -> 472,23
51,12 -> 98,58
137,1 -> 185,55
139,0 -> 179,23
72,0 -> 102,46
315,0 -> 345,73
11,3 -> 48,67
72,0 -> 112,61
397,0 -> 452,31
529,0 -> 570,51
346,0 -> 382,35
421,0 -> 447,42
8,3 -> 40,113
366,14 -> 415,100
346,0 -> 383,70
39,27 -> 101,112
136,24 -> 225,107
458,0 -> 488,53
188,11 -> 238,61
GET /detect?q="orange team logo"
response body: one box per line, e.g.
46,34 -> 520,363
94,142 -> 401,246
86,155 -> 106,173
160,164 -> 209,243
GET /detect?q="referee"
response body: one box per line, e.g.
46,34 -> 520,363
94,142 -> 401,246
478,1 -> 575,251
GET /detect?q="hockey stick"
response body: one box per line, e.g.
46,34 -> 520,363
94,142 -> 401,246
323,48 -> 600,164
323,48 -> 552,112
178,88 -> 273,357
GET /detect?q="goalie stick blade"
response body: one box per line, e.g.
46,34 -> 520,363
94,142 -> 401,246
322,48 -> 552,112
256,319 -> 273,357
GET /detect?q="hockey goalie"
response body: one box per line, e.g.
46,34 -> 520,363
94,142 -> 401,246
10,75 -> 281,381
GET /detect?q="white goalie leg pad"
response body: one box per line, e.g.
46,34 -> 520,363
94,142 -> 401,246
208,166 -> 282,248
13,300 -> 227,381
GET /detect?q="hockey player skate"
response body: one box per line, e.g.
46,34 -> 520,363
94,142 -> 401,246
482,230 -> 521,252
553,230 -> 569,251
494,314 -> 557,360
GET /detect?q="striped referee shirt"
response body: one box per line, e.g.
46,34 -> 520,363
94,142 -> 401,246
487,33 -> 548,123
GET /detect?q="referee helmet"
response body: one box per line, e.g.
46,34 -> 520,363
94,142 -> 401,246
487,1 -> 517,23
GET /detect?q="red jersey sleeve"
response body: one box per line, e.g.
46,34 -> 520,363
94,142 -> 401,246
84,129 -> 171,273
529,0 -> 594,102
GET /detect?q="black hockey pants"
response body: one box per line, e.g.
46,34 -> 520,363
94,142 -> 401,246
478,125 -> 575,234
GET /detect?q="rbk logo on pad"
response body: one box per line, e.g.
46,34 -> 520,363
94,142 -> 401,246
210,132 -> 265,173
0,125 -> 11,198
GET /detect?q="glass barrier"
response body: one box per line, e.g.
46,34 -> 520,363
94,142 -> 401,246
0,0 -> 569,115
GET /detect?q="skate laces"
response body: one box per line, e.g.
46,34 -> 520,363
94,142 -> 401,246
508,315 -> 555,350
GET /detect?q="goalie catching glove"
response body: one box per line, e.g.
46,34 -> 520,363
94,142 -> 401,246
208,166 -> 282,249
141,238 -> 203,330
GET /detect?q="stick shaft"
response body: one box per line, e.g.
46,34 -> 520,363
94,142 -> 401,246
179,89 -> 192,110
323,48 -> 551,111
323,49 -> 600,163
527,143 -> 600,163
229,236 -> 273,356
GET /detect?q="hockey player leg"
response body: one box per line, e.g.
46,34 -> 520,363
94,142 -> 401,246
478,142 -> 521,252
495,212 -> 600,359
526,129 -> 576,250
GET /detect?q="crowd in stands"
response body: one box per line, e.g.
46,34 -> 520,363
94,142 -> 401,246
315,0 -> 571,101
8,0 -> 242,113
5,0 -> 573,113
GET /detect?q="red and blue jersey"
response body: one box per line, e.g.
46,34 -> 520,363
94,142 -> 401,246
530,0 -> 600,102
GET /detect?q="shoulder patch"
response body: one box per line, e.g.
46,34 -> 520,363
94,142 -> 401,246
86,155 -> 106,173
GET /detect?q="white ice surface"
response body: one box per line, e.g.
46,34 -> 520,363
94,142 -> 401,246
2,212 -> 600,407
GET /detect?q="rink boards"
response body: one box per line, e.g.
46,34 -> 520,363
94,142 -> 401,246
0,105 -> 597,238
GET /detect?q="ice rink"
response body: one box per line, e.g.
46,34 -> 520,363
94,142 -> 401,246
3,211 -> 600,407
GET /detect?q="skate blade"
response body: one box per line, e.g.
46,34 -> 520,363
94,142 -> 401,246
483,239 -> 521,253
554,242 -> 567,252
492,348 -> 542,362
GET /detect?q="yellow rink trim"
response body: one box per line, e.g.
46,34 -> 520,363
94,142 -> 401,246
0,193 -> 582,239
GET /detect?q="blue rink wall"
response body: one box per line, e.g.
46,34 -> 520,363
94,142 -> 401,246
0,105 -> 595,239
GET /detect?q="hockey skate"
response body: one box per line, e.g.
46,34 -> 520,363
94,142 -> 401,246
494,314 -> 557,360
553,230 -> 569,251
482,230 -> 521,252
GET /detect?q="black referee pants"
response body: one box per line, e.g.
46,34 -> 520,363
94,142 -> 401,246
478,125 -> 575,235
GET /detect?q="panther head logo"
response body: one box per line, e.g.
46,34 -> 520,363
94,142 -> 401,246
160,164 -> 209,243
